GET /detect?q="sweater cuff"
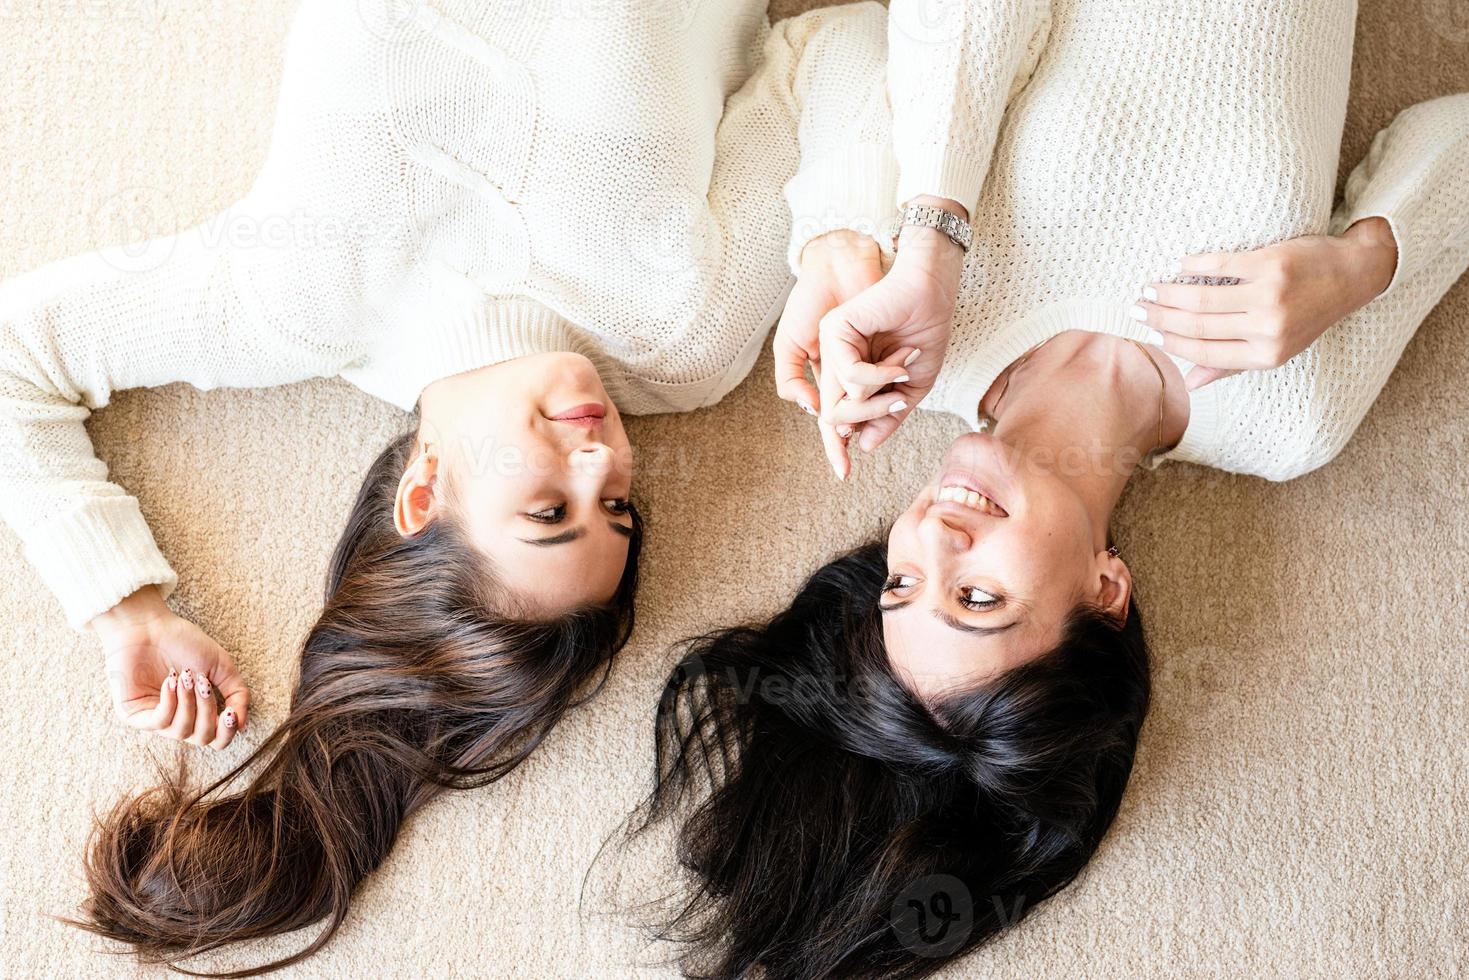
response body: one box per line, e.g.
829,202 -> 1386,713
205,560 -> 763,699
23,497 -> 178,631
896,150 -> 991,218
786,144 -> 900,274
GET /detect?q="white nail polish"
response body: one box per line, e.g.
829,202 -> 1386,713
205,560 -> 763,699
894,374 -> 910,384
1145,329 -> 1165,346
1127,305 -> 1148,322
1142,286 -> 1158,302
889,400 -> 907,414
903,349 -> 921,367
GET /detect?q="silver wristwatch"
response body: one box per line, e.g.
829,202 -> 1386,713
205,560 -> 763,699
890,204 -> 972,252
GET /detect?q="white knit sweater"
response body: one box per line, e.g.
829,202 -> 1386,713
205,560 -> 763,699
886,0 -> 1469,481
0,0 -> 905,628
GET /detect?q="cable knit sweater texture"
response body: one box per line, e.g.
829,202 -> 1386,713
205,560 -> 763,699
1,0 -> 1467,630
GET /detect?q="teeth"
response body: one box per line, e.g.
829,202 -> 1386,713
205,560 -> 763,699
938,484 -> 1004,515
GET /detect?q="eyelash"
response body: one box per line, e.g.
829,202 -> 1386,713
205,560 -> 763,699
528,499 -> 631,523
883,575 -> 1000,611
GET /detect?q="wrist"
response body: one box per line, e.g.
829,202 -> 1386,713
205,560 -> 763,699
799,228 -> 882,273
90,586 -> 170,642
1342,216 -> 1398,304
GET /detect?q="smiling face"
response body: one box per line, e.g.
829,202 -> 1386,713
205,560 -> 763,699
882,432 -> 1130,699
400,353 -> 635,617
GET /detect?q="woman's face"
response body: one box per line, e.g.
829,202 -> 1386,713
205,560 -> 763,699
882,432 -> 1124,698
412,353 -> 635,616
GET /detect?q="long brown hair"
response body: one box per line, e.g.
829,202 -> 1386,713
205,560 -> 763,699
78,429 -> 643,975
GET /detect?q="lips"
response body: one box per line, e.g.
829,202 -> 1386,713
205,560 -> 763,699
936,472 -> 1009,517
547,402 -> 606,428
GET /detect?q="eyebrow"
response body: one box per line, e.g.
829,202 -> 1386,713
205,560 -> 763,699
878,600 -> 1020,638
518,521 -> 633,546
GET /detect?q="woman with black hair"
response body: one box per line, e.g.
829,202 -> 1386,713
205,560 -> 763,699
647,0 -> 1469,973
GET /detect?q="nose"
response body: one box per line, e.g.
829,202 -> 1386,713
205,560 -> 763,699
568,443 -> 614,478
918,512 -> 973,554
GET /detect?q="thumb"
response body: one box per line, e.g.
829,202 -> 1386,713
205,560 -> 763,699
1186,365 -> 1240,390
208,648 -> 251,732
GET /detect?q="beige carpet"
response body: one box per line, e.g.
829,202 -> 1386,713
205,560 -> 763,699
2,2 -> 1466,977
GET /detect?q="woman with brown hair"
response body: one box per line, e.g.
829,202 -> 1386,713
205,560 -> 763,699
0,0 -> 900,971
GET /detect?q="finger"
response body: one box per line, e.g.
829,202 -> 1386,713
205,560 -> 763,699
854,404 -> 913,454
1154,333 -> 1260,370
1130,303 -> 1255,341
773,307 -> 824,416
189,672 -> 218,747
823,391 -> 911,427
120,668 -> 178,731
211,706 -> 241,751
1179,251 -> 1262,280
166,668 -> 199,740
1143,280 -> 1253,314
209,657 -> 251,733
836,358 -> 915,396
1185,366 -> 1242,390
818,419 -> 850,481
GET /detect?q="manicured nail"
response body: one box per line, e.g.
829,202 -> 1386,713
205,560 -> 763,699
889,400 -> 907,415
1145,329 -> 1165,346
894,374 -> 910,384
903,349 -> 921,367
196,676 -> 212,699
799,402 -> 817,417
1142,286 -> 1158,302
165,675 -> 177,692
1127,305 -> 1148,322
221,709 -> 236,729
180,669 -> 194,691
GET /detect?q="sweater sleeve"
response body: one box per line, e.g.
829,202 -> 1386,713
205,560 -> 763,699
775,2 -> 900,272
1192,94 -> 1469,481
887,0 -> 1052,214
0,214 -> 359,629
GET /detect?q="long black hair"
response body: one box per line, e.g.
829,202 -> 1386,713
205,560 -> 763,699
639,541 -> 1149,980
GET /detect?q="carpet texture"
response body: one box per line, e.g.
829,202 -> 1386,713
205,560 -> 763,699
2,2 -> 1465,977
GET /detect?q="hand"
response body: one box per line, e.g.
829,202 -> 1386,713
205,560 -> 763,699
774,229 -> 887,417
1131,217 -> 1399,389
90,587 -> 250,750
815,221 -> 965,478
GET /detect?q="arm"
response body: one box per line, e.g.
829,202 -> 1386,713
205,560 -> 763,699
1170,94 -> 1469,480
888,0 -> 1052,214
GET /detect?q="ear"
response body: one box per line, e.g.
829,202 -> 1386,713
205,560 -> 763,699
393,450 -> 441,538
1093,549 -> 1133,626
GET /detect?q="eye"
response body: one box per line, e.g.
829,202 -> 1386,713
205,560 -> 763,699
603,498 -> 632,516
959,586 -> 1000,611
882,574 -> 918,593
526,504 -> 567,524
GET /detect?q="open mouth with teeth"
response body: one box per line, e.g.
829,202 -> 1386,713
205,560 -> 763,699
936,484 -> 1010,517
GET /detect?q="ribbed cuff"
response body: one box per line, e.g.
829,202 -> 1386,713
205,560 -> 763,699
24,497 -> 178,631
896,150 -> 991,218
785,144 -> 901,274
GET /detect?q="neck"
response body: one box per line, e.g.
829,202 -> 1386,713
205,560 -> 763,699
980,332 -> 1189,546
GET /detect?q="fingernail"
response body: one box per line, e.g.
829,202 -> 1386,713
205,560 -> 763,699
1142,286 -> 1158,302
1145,329 -> 1165,346
196,676 -> 212,699
889,400 -> 907,415
1127,305 -> 1148,322
837,424 -> 853,439
903,349 -> 921,367
165,676 -> 177,692
893,374 -> 910,384
799,402 -> 817,417
222,709 -> 236,729
180,669 -> 194,691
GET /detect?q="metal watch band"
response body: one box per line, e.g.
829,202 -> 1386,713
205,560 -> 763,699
892,204 -> 973,252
